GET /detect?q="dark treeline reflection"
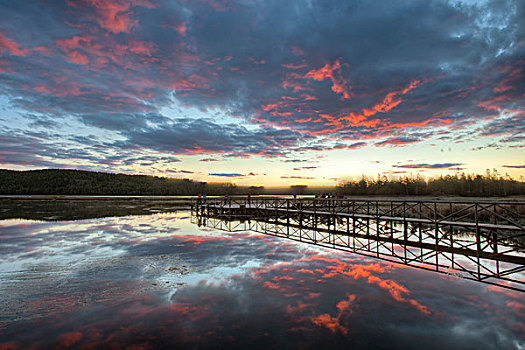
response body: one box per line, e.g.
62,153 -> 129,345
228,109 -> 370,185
0,198 -> 186,221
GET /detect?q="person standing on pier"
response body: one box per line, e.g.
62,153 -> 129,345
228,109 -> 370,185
203,193 -> 207,203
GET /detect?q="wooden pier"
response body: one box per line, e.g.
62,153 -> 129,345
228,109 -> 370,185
192,197 -> 525,292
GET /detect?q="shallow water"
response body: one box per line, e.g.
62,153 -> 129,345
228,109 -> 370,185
0,210 -> 524,349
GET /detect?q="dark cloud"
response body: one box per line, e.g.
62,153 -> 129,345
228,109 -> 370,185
114,117 -> 312,157
294,141 -> 367,153
375,137 -> 422,148
207,172 -> 260,177
283,159 -> 307,163
393,163 -> 464,169
0,132 -> 87,168
0,128 -> 183,172
209,173 -> 244,177
477,113 -> 525,144
0,0 -> 524,164
293,166 -> 318,171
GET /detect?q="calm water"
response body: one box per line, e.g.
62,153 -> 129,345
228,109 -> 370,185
0,208 -> 524,349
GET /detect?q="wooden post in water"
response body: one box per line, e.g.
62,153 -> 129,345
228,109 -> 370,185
403,201 -> 407,263
475,203 -> 481,280
286,199 -> 290,237
376,201 -> 380,257
493,203 -> 499,276
434,202 -> 439,271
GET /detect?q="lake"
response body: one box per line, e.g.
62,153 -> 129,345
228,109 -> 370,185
0,200 -> 524,349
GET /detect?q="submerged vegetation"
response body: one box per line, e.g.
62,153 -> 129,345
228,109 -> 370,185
0,169 -> 524,197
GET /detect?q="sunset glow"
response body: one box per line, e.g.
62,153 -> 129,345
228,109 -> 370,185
0,0 -> 523,185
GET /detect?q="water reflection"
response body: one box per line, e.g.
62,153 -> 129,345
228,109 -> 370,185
193,215 -> 525,293
0,211 -> 524,349
0,197 -> 188,221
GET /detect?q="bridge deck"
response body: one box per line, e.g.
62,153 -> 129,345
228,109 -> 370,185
196,203 -> 525,233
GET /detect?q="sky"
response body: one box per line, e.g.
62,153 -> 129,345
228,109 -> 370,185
0,0 -> 524,186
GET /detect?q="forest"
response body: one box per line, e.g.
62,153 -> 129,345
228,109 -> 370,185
336,172 -> 525,197
0,169 -> 524,197
0,169 -> 235,195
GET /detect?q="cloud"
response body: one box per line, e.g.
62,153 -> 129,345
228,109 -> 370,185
293,166 -> 318,171
393,163 -> 464,170
0,0 -> 524,167
2,215 -> 524,349
208,173 -> 244,177
166,169 -> 194,174
208,172 -> 261,177
115,117 -> 311,157
502,165 -> 525,169
310,313 -> 348,335
65,0 -> 156,34
0,127 -> 185,173
375,137 -> 422,148
280,176 -> 315,179
283,159 -> 307,163
304,59 -> 351,99
0,32 -> 29,57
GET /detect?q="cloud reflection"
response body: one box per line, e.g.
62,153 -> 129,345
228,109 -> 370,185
0,213 -> 523,349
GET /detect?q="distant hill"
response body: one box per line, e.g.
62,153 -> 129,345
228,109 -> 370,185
0,169 -> 235,195
1,169 -> 524,197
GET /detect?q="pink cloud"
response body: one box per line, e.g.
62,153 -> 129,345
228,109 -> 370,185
67,0 -> 154,33
304,59 -> 351,99
57,332 -> 83,348
174,22 -> 187,37
0,32 -> 29,57
310,313 -> 348,335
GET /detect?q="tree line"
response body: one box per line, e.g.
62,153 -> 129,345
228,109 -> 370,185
0,169 -> 236,195
336,172 -> 525,197
0,169 -> 524,197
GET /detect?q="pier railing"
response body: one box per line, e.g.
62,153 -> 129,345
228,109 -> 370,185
191,197 -> 525,292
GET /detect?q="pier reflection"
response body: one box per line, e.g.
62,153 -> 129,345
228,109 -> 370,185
192,198 -> 525,292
